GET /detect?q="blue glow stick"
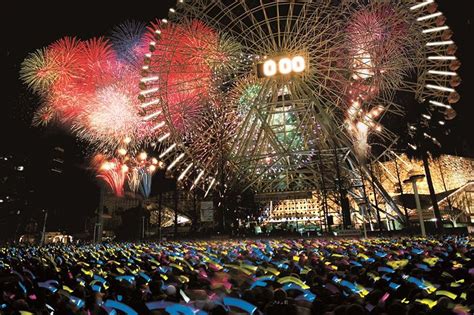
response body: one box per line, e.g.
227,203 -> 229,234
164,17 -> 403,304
256,276 -> 275,282
250,280 -> 268,289
18,281 -> 27,294
104,300 -> 138,315
406,276 -> 427,290
165,304 -> 197,315
146,300 -> 174,310
69,295 -> 85,309
382,274 -> 392,282
282,283 -> 316,302
416,264 -> 430,271
378,267 -> 395,274
115,275 -> 135,284
139,272 -> 151,283
350,261 -> 363,267
38,282 -> 58,293
340,280 -> 359,294
223,297 -> 257,314
389,282 -> 401,290
94,275 -> 107,284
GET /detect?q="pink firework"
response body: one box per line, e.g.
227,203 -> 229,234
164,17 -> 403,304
344,4 -> 414,158
346,4 -> 411,85
96,158 -> 128,197
81,37 -> 120,89
79,81 -> 149,148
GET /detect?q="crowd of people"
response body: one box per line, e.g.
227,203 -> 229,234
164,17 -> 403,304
0,236 -> 472,314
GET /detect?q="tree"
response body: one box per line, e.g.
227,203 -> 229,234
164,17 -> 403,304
402,100 -> 455,234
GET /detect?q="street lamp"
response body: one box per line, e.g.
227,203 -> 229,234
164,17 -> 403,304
40,209 -> 48,246
403,170 -> 426,237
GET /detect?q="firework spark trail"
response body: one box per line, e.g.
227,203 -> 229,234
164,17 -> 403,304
95,151 -> 159,197
344,3 -> 416,159
127,168 -> 141,193
96,160 -> 128,197
138,168 -> 153,199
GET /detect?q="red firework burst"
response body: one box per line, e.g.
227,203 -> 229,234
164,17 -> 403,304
148,20 -> 220,133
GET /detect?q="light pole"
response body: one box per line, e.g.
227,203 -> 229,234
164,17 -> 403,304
403,171 -> 426,237
359,202 -> 368,239
40,209 -> 48,246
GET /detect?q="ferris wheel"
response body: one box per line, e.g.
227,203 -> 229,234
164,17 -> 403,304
138,0 -> 460,202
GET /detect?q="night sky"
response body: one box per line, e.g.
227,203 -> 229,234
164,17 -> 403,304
2,1 -> 473,232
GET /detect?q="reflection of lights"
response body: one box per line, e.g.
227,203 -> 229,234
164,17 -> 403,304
149,165 -> 156,172
139,152 -> 148,160
121,165 -> 129,172
151,158 -> 158,165
123,136 -> 132,144
17,166 -> 24,171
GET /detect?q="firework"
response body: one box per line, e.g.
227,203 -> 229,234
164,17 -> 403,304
138,168 -> 153,199
127,168 -> 141,192
20,48 -> 58,94
20,32 -> 150,152
96,151 -> 160,198
344,3 -> 420,159
141,19 -> 240,136
76,81 -> 149,150
31,104 -> 56,127
96,159 -> 128,197
47,37 -> 87,86
110,20 -> 148,66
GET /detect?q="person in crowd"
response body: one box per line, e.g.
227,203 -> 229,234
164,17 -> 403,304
0,236 -> 471,314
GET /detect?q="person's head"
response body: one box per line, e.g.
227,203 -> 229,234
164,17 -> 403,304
333,304 -> 347,315
165,285 -> 176,296
274,289 -> 287,302
387,301 -> 407,315
346,303 -> 365,315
